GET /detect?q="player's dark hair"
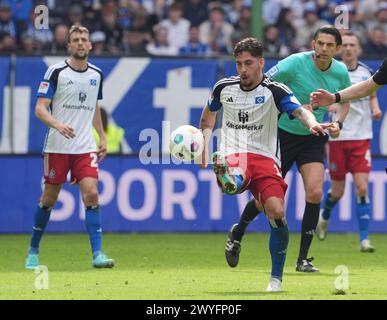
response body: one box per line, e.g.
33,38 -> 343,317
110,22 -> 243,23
313,25 -> 342,45
233,37 -> 263,58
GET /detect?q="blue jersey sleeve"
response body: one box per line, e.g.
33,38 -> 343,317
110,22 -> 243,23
36,79 -> 55,99
207,82 -> 223,111
278,94 -> 301,119
36,66 -> 60,99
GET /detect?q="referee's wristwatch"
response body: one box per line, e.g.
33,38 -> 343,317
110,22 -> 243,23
335,120 -> 343,130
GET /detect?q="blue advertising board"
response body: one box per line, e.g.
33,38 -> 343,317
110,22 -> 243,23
0,156 -> 386,233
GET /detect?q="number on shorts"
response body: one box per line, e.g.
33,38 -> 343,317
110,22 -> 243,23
90,153 -> 98,168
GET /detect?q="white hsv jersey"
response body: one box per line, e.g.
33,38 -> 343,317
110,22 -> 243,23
37,61 -> 103,154
208,75 -> 301,163
331,61 -> 373,141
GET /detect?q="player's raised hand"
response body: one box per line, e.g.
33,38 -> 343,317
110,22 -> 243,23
310,89 -> 335,107
97,138 -> 107,162
56,123 -> 75,139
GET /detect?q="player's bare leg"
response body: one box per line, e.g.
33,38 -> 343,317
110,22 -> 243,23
79,178 -> 115,268
25,184 -> 62,269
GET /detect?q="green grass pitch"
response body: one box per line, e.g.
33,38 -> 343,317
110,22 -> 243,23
1,233 -> 387,300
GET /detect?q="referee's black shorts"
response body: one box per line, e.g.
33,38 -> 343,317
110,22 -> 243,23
279,128 -> 329,178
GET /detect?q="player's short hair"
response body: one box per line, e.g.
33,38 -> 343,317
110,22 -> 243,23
68,25 -> 90,42
233,37 -> 263,58
313,25 -> 342,45
342,31 -> 361,45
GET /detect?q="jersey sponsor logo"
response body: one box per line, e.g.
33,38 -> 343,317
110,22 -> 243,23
90,79 -> 97,86
266,66 -> 279,78
226,121 -> 263,131
66,80 -> 74,86
79,92 -> 87,103
238,110 -> 249,123
38,81 -> 50,94
226,96 -> 234,103
255,96 -> 265,104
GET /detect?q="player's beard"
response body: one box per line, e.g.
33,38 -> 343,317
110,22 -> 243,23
72,51 -> 89,60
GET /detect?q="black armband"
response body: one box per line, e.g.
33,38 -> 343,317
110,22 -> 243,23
334,92 -> 341,103
335,120 -> 343,130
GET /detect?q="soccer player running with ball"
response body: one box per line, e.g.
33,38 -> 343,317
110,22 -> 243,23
199,38 -> 330,291
224,26 -> 351,273
25,25 -> 115,269
316,32 -> 383,252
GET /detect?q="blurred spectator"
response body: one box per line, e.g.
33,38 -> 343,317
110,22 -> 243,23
182,0 -> 208,26
129,5 -> 154,43
159,2 -> 190,51
95,1 -> 124,54
0,30 -> 16,52
199,7 -> 234,55
179,25 -> 210,56
0,1 -> 16,40
90,31 -> 106,56
8,0 -> 32,44
117,0 -> 131,29
142,0 -> 173,21
227,0 -> 245,25
367,2 -> 387,34
20,32 -> 35,54
93,107 -> 125,154
50,23 -> 68,54
363,26 -> 387,57
146,24 -> 178,55
296,6 -> 329,50
23,10 -> 53,52
275,7 -> 299,53
67,4 -> 84,27
232,4 -> 252,41
263,0 -> 283,25
122,27 -> 148,55
340,4 -> 368,44
263,24 -> 290,58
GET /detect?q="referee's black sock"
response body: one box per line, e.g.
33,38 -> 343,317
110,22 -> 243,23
298,202 -> 320,261
233,200 -> 261,241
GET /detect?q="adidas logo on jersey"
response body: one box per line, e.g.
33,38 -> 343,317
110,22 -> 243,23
67,80 -> 74,86
226,97 -> 234,103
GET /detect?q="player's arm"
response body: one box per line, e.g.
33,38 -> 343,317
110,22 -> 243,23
199,104 -> 217,169
310,56 -> 387,106
310,77 -> 380,106
291,107 -> 331,136
370,93 -> 383,120
93,103 -> 107,161
35,97 -> 75,139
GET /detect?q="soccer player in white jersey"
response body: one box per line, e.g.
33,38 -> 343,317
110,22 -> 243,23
316,32 -> 383,252
199,38 -> 331,291
25,25 -> 115,269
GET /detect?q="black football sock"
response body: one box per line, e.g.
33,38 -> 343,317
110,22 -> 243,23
233,200 -> 261,241
298,202 -> 320,261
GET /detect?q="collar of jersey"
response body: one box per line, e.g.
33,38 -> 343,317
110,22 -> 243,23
239,74 -> 266,92
65,60 -> 89,73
